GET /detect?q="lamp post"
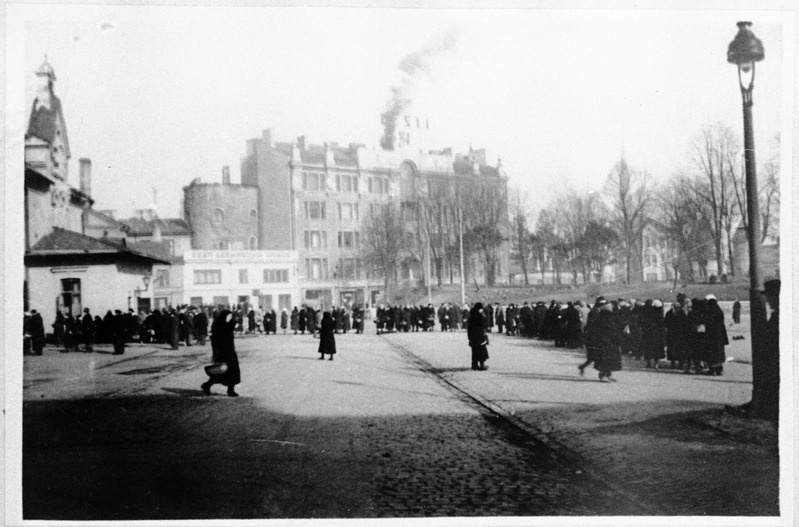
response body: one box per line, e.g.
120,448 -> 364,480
727,21 -> 768,416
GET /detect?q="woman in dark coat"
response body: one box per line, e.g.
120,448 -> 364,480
194,309 -> 209,346
318,311 -> 337,360
640,300 -> 665,368
298,307 -> 307,334
664,301 -> 689,370
202,309 -> 241,397
52,311 -> 65,348
592,300 -> 621,381
280,309 -> 288,334
290,307 -> 299,334
705,296 -> 729,376
467,303 -> 489,371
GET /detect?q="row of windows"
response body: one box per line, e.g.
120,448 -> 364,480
210,237 -> 258,250
211,209 -> 258,224
194,268 -> 289,285
302,171 -> 388,195
304,258 -> 363,281
303,201 -> 360,221
303,230 -> 360,249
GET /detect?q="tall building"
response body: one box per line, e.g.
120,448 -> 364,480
240,124 -> 510,308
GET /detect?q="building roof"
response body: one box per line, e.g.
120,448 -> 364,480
122,217 -> 191,237
28,227 -> 170,264
128,240 -> 185,264
26,95 -> 71,157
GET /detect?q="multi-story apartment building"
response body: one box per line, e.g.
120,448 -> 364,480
241,118 -> 510,308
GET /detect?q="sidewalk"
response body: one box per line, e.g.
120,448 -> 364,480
383,330 -> 780,516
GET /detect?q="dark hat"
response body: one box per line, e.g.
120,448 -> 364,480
761,278 -> 780,296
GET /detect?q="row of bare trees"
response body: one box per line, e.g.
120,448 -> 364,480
361,176 -> 508,301
509,123 -> 780,286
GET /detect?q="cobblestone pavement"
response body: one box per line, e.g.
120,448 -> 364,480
19,328 -> 780,520
381,329 -> 780,517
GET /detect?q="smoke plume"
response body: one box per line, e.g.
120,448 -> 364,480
380,30 -> 460,150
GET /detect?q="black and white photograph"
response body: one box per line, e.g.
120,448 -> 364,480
3,1 -> 795,525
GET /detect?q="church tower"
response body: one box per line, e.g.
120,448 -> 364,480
26,56 -> 71,182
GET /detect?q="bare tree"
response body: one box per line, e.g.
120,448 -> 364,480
759,151 -> 780,242
692,123 -> 740,277
603,156 -> 651,284
534,207 -> 564,285
509,188 -> 533,285
457,180 -> 508,286
361,202 -> 409,303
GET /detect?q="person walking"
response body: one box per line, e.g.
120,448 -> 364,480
467,303 -> 489,371
202,309 -> 241,397
592,298 -> 622,381
318,310 -> 337,360
732,298 -> 742,324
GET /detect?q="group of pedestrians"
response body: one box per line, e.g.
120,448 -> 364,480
27,307 -> 139,355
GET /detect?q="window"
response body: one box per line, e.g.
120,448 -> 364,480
401,202 -> 416,222
212,296 -> 229,307
190,297 -> 203,307
263,269 -> 289,283
305,258 -> 328,280
249,236 -> 257,250
212,208 -> 225,224
60,278 -> 81,316
337,258 -> 359,280
153,269 -> 170,288
337,231 -> 358,249
165,239 -> 175,256
336,174 -> 358,193
304,201 -> 326,220
194,270 -> 222,285
303,172 -> 325,191
304,230 -> 327,249
369,176 -> 389,194
278,294 -> 292,311
338,202 -> 358,221
239,269 -> 249,284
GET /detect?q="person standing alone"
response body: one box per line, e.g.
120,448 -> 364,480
467,303 -> 489,371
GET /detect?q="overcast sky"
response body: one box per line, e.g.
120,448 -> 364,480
8,4 -> 790,219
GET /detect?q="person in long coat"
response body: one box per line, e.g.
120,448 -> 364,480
112,310 -> 126,355
280,308 -> 288,334
168,309 -> 180,350
298,307 -> 307,334
318,311 -> 337,360
290,307 -> 299,334
194,308 -> 209,345
52,311 -> 65,348
686,298 -> 707,373
592,300 -> 622,381
247,308 -> 256,334
467,303 -> 489,370
565,301 -> 583,348
269,308 -> 278,335
664,300 -> 689,370
81,308 -> 95,352
640,300 -> 665,368
732,299 -> 742,324
704,296 -> 729,376
305,306 -> 317,335
484,303 -> 495,333
495,304 -> 505,334
26,310 -> 46,355
202,309 -> 241,397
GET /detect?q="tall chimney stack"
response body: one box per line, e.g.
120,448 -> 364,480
79,158 -> 92,197
222,165 -> 231,184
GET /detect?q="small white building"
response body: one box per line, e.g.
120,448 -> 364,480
182,250 -> 300,311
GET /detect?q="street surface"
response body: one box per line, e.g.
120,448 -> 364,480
22,326 -> 778,520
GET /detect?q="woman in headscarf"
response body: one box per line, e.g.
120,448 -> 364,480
280,308 -> 288,334
467,303 -> 489,371
704,295 -> 729,376
318,310 -> 337,360
202,309 -> 241,397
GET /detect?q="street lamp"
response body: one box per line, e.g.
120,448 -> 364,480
134,271 -> 152,309
727,21 -> 769,417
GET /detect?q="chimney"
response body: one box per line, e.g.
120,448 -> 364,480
79,158 -> 92,197
297,136 -> 306,150
222,165 -> 231,184
262,129 -> 272,147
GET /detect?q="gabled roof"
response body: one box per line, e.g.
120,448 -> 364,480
122,217 -> 191,236
26,95 -> 70,157
128,240 -> 184,264
28,227 -> 170,264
